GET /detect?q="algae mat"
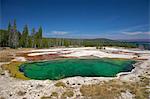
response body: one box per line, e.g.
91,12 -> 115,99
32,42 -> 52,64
20,59 -> 135,80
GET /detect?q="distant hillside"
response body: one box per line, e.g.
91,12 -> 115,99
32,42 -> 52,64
48,38 -> 119,42
43,37 -> 137,48
118,39 -> 150,50
119,39 -> 150,43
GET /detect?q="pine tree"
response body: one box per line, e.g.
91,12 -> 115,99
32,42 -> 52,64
20,25 -> 29,47
31,28 -> 36,48
37,26 -> 42,48
8,20 -> 19,48
12,20 -> 19,48
8,22 -> 12,47
0,30 -> 9,46
38,26 -> 42,39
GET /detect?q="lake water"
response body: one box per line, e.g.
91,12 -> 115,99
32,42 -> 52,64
19,59 -> 135,80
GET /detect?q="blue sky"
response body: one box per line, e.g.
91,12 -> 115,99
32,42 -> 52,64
1,0 -> 150,39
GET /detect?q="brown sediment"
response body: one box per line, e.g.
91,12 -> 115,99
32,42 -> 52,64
23,54 -> 58,61
16,52 -> 30,57
0,49 -> 16,62
112,51 -> 134,54
17,51 -> 76,61
26,54 -> 62,61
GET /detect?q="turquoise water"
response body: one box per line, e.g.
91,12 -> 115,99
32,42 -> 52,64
19,59 -> 135,80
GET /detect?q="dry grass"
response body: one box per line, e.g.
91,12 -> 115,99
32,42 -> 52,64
0,68 -> 4,75
1,61 -> 29,80
40,92 -> 58,99
127,76 -> 149,99
0,48 -> 35,62
51,92 -> 58,98
80,80 -> 126,99
80,77 -> 149,99
61,89 -> 74,99
0,96 -> 5,99
16,91 -> 26,96
126,83 -> 149,99
40,96 -> 51,99
0,49 -> 16,62
54,81 -> 66,88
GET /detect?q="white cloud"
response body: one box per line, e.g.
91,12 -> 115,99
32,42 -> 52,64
118,24 -> 148,32
51,31 -> 69,35
122,31 -> 150,35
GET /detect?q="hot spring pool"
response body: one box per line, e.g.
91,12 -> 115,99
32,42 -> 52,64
19,59 -> 135,80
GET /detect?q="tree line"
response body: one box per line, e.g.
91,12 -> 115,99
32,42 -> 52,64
0,20 -> 43,48
0,20 -> 140,49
